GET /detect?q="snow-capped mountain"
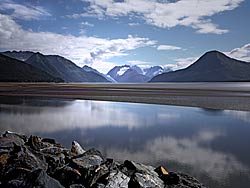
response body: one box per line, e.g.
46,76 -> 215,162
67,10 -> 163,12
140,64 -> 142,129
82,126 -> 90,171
107,65 -> 165,83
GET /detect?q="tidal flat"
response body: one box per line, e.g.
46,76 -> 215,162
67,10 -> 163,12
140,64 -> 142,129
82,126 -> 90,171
0,82 -> 250,111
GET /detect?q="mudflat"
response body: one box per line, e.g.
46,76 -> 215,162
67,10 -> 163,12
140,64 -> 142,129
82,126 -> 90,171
0,82 -> 250,111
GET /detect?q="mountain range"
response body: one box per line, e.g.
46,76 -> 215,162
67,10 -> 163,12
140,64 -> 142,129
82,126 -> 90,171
0,54 -> 62,82
2,51 -> 109,83
1,50 -> 250,83
107,65 -> 165,83
150,51 -> 250,82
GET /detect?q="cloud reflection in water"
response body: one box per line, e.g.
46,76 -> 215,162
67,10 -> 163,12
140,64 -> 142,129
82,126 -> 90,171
0,98 -> 250,187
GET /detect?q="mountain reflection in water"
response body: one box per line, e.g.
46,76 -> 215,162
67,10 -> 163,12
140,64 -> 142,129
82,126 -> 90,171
0,96 -> 250,188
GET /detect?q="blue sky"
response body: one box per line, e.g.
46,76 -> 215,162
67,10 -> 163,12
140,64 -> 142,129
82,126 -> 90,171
0,0 -> 250,73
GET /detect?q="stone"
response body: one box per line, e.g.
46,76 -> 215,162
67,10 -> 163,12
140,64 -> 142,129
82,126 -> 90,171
161,172 -> 206,188
71,141 -> 85,155
104,171 -> 130,188
2,169 -> 64,188
3,144 -> 48,174
52,166 -> 82,187
0,132 -> 206,188
22,169 -> 64,188
155,166 -> 169,176
71,148 -> 104,170
128,172 -> 164,188
27,135 -> 52,151
42,138 -> 57,144
0,134 -> 25,148
3,131 -> 27,142
122,160 -> 158,177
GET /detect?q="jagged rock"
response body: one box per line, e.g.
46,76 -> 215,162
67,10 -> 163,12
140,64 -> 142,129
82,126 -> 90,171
52,166 -> 82,187
0,131 -> 26,148
161,172 -> 206,188
2,144 -> 48,174
0,132 -> 206,188
27,135 -> 52,151
87,159 -> 120,187
102,171 -> 130,188
41,138 -> 57,144
128,172 -> 164,188
0,167 -> 31,186
155,166 -> 169,176
71,148 -> 104,170
122,160 -> 158,177
2,169 -> 64,188
71,141 -> 85,155
3,131 -> 27,142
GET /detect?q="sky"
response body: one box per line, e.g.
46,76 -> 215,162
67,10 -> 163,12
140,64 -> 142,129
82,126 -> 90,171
0,0 -> 250,73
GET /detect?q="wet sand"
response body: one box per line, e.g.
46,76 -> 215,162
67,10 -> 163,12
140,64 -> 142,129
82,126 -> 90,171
0,82 -> 250,111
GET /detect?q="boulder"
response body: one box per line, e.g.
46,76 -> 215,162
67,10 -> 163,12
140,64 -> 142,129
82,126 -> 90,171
128,172 -> 164,188
71,148 -> 104,170
52,166 -> 82,187
2,169 -> 64,188
0,132 -> 206,188
71,141 -> 85,155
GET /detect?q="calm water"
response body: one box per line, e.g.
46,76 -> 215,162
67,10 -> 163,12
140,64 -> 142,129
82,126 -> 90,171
0,96 -> 250,188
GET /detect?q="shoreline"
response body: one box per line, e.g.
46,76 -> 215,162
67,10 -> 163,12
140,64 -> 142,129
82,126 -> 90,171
0,131 -> 206,187
0,83 -> 250,111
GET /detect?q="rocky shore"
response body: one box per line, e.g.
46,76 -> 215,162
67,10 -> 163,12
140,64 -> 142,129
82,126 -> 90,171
0,131 -> 206,188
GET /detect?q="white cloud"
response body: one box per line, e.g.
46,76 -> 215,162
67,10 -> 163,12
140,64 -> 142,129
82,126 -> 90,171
0,14 -> 156,73
0,0 -> 51,20
157,45 -> 181,51
164,57 -> 198,71
107,130 -> 248,182
0,100 -> 179,133
74,0 -> 244,34
226,43 -> 250,62
81,21 -> 94,27
162,42 -> 250,71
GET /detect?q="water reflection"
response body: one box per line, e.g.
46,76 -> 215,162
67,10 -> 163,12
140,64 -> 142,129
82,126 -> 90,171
0,99 -> 179,133
0,97 -> 250,188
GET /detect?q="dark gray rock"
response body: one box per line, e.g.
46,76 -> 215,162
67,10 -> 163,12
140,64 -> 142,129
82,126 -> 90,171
103,171 -> 130,188
52,166 -> 82,187
41,138 -> 57,145
128,172 -> 164,188
71,148 -> 104,170
0,131 -> 26,149
0,132 -> 206,188
162,172 -> 206,188
2,169 -> 64,188
122,160 -> 158,177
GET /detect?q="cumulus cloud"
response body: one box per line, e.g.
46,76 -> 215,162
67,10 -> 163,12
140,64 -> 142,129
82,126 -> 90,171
226,43 -> 250,62
163,57 -> 198,71
72,0 -> 244,34
162,42 -> 250,72
107,130 -> 248,181
0,0 -> 51,20
0,14 -> 155,73
157,45 -> 181,51
0,100 -> 179,134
